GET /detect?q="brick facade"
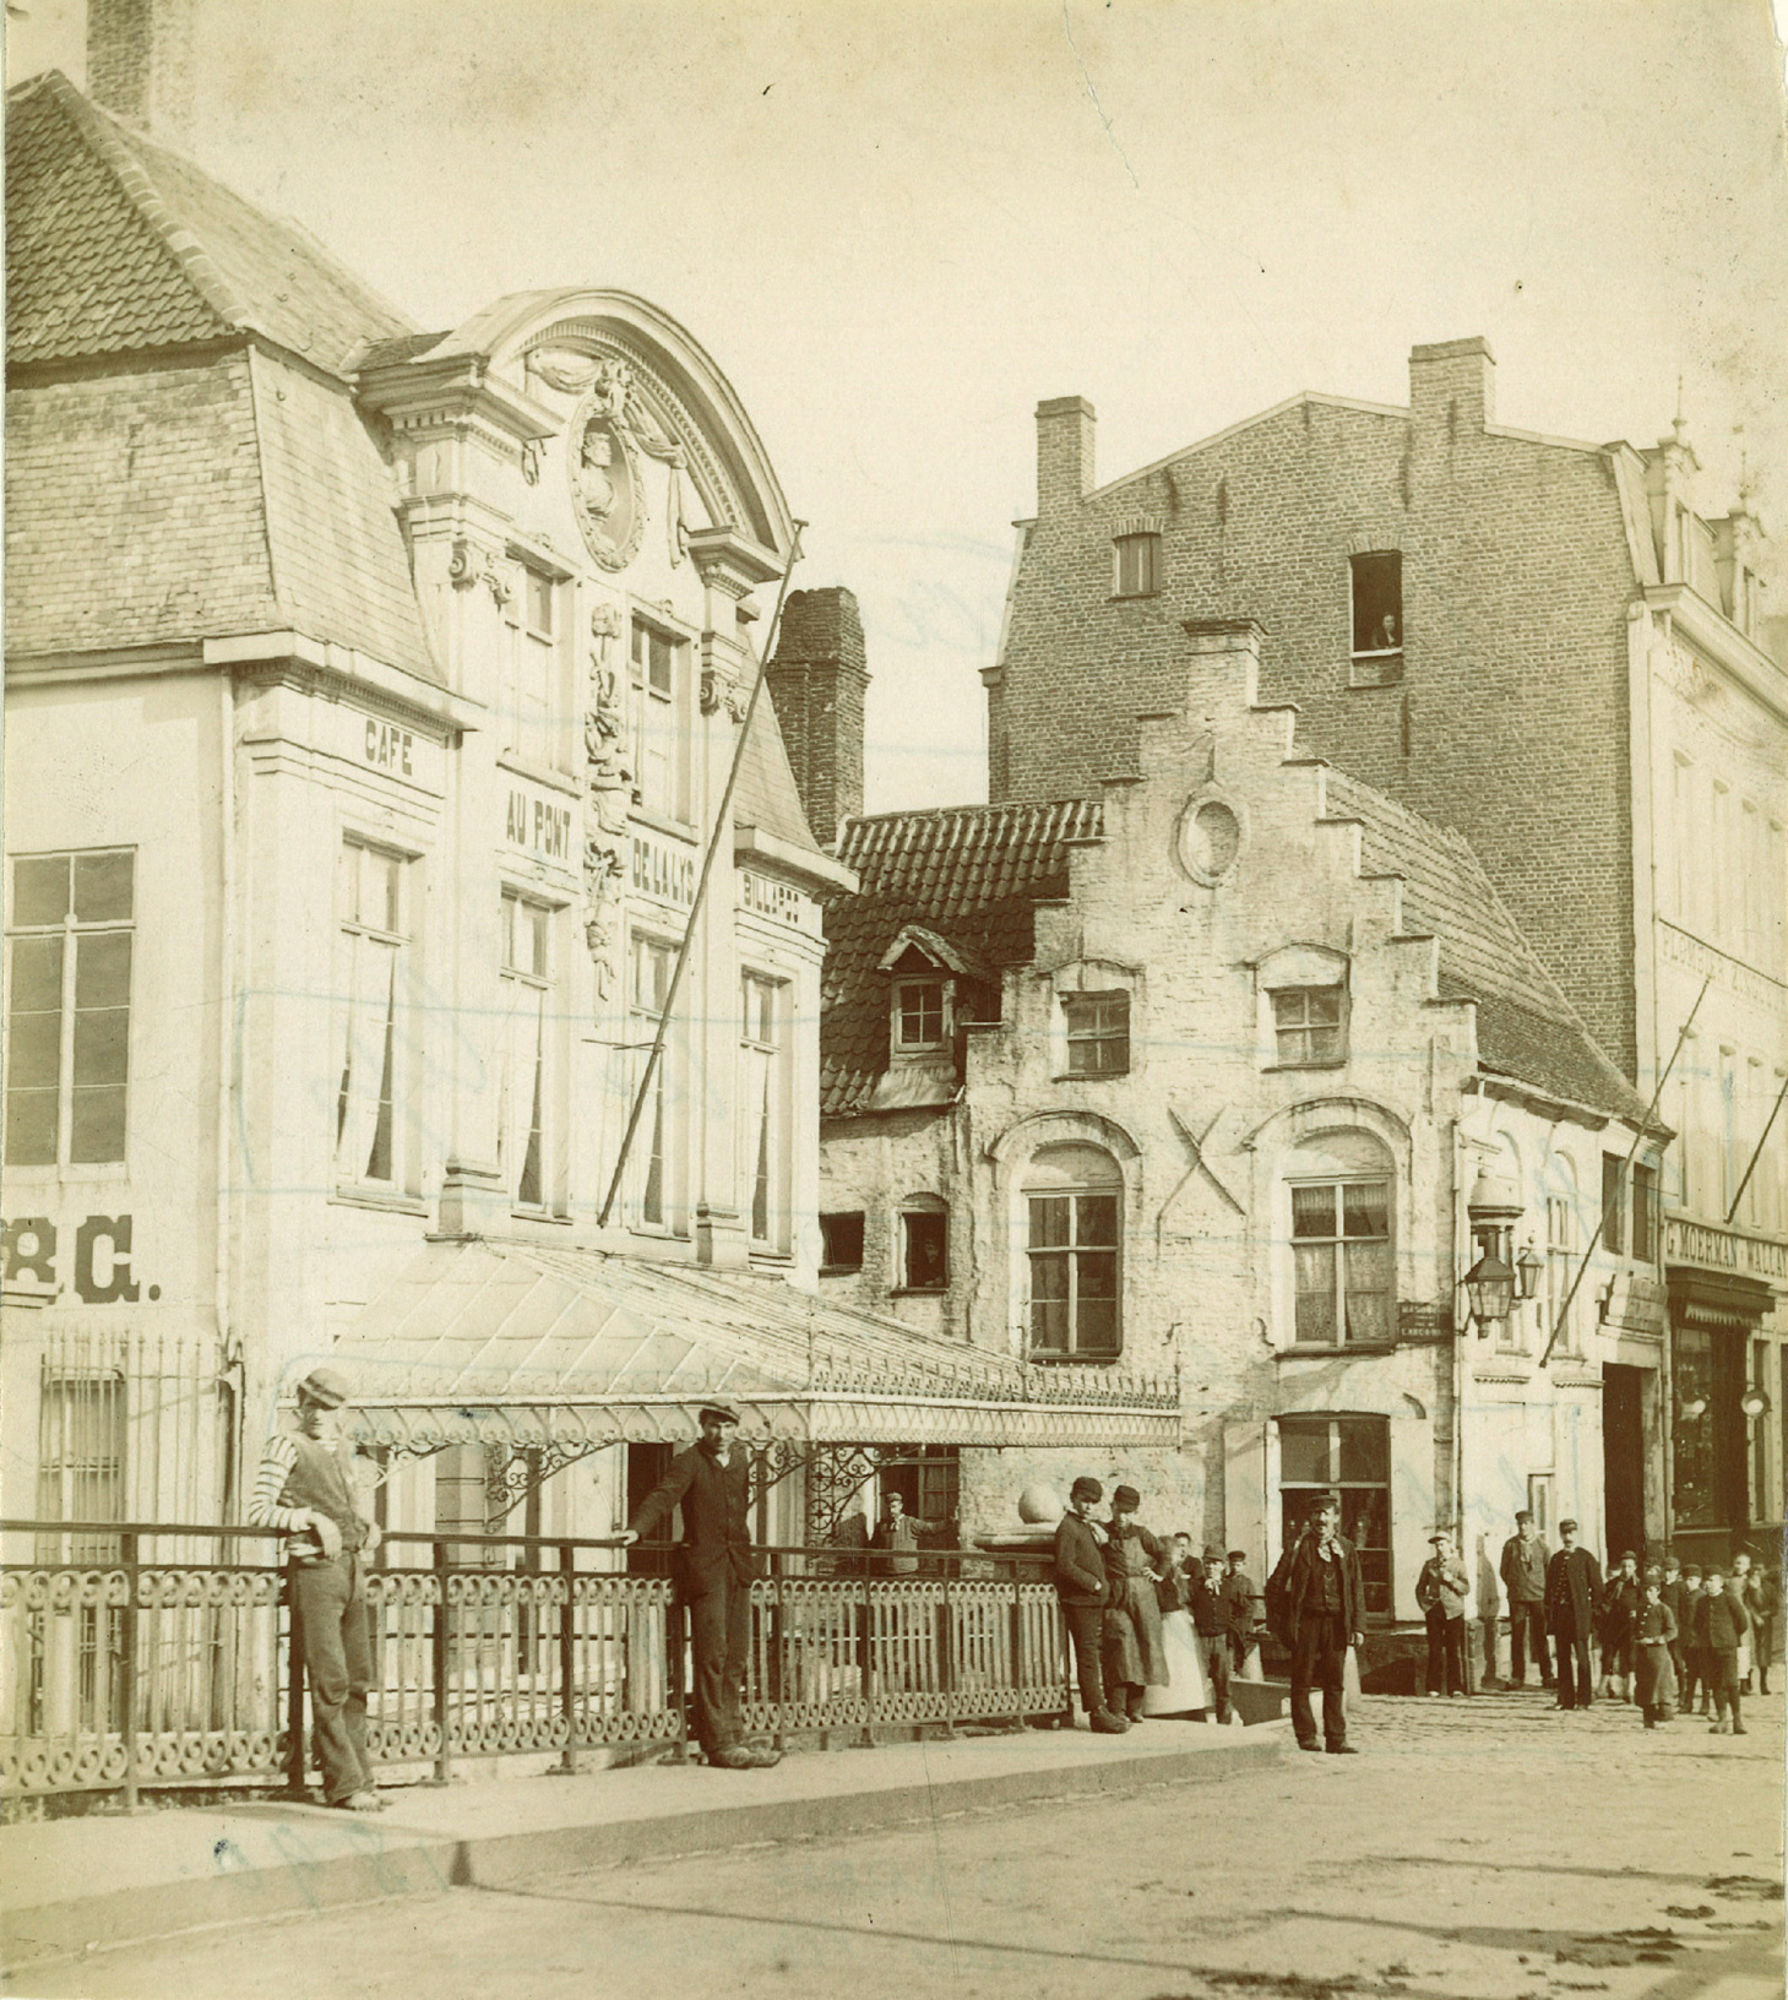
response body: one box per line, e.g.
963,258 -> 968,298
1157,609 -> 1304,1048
767,586 -> 869,846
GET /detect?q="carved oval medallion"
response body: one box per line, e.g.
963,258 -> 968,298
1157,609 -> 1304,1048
569,398 -> 646,572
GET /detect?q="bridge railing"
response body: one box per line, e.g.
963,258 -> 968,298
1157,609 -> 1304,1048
0,1523 -> 1068,1807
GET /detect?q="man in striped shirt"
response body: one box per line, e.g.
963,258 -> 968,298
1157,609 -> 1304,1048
248,1366 -> 384,1810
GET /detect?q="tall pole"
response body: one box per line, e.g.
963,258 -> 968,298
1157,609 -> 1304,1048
597,525 -> 807,1228
1539,978 -> 1708,1369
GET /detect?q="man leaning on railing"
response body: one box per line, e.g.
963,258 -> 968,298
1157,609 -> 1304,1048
247,1366 -> 386,1812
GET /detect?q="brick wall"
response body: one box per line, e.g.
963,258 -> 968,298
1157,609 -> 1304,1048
991,351 -> 1642,1075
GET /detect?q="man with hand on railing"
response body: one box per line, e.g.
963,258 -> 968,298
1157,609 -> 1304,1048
247,1366 -> 384,1812
616,1402 -> 783,1771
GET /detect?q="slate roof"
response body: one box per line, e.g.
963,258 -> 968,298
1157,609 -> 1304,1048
7,71 -> 413,375
733,689 -> 827,858
822,776 -> 1652,1133
5,73 -> 437,680
822,799 -> 1104,1115
1323,771 -> 1654,1127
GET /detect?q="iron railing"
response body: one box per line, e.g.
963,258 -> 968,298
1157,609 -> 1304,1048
0,1522 -> 1069,1806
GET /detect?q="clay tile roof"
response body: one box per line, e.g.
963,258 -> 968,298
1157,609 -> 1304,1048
821,798 -> 1103,1116
1324,771 -> 1653,1127
7,71 -> 413,375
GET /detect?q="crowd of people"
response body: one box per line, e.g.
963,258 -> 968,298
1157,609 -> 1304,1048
1492,1508 -> 1778,1734
1054,1480 -> 1782,1757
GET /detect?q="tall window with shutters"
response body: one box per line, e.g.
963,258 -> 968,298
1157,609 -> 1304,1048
1284,1132 -> 1396,1348
6,849 -> 135,1168
739,971 -> 789,1251
335,841 -> 411,1190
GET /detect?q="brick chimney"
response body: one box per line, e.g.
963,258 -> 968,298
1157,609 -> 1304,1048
766,587 -> 869,845
1036,396 -> 1096,513
1409,337 -> 1496,438
88,0 -> 195,147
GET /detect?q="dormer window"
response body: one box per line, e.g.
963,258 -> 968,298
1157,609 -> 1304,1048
897,979 -> 947,1052
1349,551 -> 1403,687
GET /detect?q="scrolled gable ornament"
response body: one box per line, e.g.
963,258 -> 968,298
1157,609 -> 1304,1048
568,359 -> 648,573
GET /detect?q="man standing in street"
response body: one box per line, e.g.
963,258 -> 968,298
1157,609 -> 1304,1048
1185,1548 -> 1233,1723
1694,1566 -> 1751,1734
1417,1531 -> 1470,1697
1053,1477 -> 1128,1734
1544,1518 -> 1602,1711
248,1366 -> 384,1812
1277,1495 -> 1365,1755
618,1403 -> 781,1770
1732,1549 -> 1777,1695
1499,1509 -> 1551,1690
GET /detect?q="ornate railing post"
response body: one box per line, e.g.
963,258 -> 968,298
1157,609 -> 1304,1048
1009,1559 -> 1027,1732
118,1530 -> 140,1813
284,1556 -> 308,1797
430,1536 -> 452,1786
668,1595 -> 689,1763
556,1539 -> 578,1774
855,1546 -> 876,1749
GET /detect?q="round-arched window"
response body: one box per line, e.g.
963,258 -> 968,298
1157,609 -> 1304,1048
1286,1130 -> 1394,1348
1022,1144 -> 1122,1360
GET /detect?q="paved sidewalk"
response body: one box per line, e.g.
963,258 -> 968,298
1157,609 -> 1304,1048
1,1715 -> 1287,1976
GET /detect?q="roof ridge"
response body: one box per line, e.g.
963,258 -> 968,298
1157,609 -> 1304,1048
41,72 -> 251,338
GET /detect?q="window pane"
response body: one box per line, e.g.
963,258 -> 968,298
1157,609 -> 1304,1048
1029,1195 -> 1070,1249
7,1005 -> 62,1088
1337,1419 -> 1389,1484
1308,989 -> 1343,1028
1294,1243 -> 1337,1343
1291,1184 -> 1336,1239
1075,1298 -> 1118,1352
903,1211 -> 947,1288
1342,1182 -> 1388,1238
75,932 -> 132,1010
1030,1298 -> 1068,1351
10,934 -> 64,1012
1076,1249 -> 1117,1301
69,1085 -> 127,1163
526,568 -> 554,635
4,1088 -> 59,1165
1029,1250 -> 1068,1303
529,905 -> 549,977
72,1009 -> 129,1088
73,851 -> 133,924
1076,1194 -> 1118,1246
1351,551 -> 1402,652
13,855 -> 71,927
1278,1420 -> 1332,1486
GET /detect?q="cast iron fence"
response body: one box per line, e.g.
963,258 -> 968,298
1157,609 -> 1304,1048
0,1522 -> 1069,1807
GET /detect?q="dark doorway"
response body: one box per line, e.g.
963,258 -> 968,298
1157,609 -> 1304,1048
1603,1364 -> 1647,1564
626,1441 -> 675,1578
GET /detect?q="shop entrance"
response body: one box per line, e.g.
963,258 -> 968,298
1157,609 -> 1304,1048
1602,1364 -> 1647,1563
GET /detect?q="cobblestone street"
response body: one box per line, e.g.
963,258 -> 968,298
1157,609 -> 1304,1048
11,1690 -> 1781,2000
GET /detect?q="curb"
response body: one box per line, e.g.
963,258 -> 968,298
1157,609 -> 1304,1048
1,1726 -> 1291,1971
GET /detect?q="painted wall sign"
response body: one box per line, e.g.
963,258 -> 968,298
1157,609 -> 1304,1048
2,1213 -> 158,1303
504,787 -> 575,865
632,832 -> 696,907
740,869 -> 814,933
329,704 -> 447,794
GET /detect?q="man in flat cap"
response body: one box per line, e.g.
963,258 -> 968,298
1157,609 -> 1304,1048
248,1366 -> 383,1810
1053,1477 -> 1128,1733
1275,1494 -> 1366,1754
1544,1518 -> 1602,1710
619,1403 -> 780,1769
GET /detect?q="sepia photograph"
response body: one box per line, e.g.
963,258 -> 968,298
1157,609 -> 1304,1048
1,2 -> 1785,1995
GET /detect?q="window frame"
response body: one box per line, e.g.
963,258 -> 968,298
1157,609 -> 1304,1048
1022,1152 -> 1122,1362
1287,1174 -> 1395,1348
1348,550 -> 1404,686
894,978 -> 948,1054
498,886 -> 561,1216
1062,990 -> 1131,1077
739,969 -> 790,1252
819,1211 -> 866,1275
5,848 -> 136,1172
629,614 -> 690,824
1112,531 -> 1162,599
1269,985 -> 1346,1068
897,1198 -> 949,1293
333,839 -> 415,1195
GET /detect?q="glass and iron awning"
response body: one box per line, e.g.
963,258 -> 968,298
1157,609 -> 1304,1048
318,1238 -> 1180,1453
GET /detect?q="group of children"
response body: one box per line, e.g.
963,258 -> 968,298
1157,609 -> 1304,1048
1635,1552 -> 1770,1734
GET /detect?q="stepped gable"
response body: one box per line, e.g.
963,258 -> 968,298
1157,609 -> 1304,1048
822,798 -> 1103,1116
1324,770 -> 1653,1127
7,70 -> 413,374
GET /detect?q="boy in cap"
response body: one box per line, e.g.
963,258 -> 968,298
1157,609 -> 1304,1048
1223,1550 -> 1263,1680
1677,1564 -> 1707,1714
1692,1566 -> 1750,1735
619,1403 -> 781,1769
1416,1531 -> 1470,1696
1633,1575 -> 1678,1728
249,1366 -> 384,1810
1184,1548 -> 1233,1722
1054,1478 -> 1128,1733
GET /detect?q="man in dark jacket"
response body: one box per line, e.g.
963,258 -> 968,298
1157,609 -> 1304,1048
1279,1496 -> 1366,1755
1544,1518 -> 1602,1710
1499,1510 -> 1551,1690
620,1403 -> 780,1769
1694,1567 -> 1751,1735
1053,1477 -> 1128,1734
1186,1549 -> 1233,1722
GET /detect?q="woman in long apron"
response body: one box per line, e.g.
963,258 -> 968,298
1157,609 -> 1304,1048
1101,1485 -> 1174,1721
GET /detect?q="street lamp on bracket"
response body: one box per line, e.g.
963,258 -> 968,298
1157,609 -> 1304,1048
1462,1162 -> 1526,1339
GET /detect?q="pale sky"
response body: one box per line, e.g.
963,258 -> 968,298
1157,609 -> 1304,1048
11,0 -> 1788,812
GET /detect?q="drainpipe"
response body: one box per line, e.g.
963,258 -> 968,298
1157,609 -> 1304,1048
1453,1119 -> 1472,1688
216,668 -> 239,1516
